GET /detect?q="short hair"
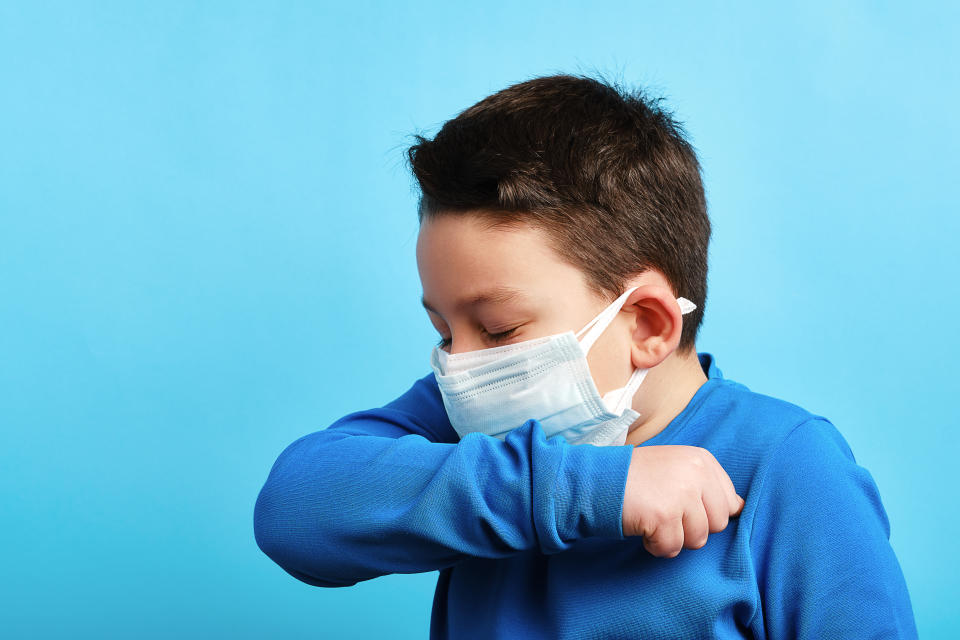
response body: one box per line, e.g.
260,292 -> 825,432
406,73 -> 711,354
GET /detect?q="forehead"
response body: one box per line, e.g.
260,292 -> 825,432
415,213 -> 590,310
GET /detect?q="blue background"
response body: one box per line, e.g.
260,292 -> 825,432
1,1 -> 956,637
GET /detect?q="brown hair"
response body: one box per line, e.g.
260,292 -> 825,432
405,73 -> 711,354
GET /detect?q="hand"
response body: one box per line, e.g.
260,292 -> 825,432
622,445 -> 745,558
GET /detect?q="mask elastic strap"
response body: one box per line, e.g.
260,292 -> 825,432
677,297 -> 697,314
576,289 -> 698,355
610,366 -> 650,414
601,295 -> 699,414
575,287 -> 639,354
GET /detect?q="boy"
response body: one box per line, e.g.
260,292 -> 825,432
254,74 -> 917,638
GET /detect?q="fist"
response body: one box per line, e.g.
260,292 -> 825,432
622,445 -> 745,558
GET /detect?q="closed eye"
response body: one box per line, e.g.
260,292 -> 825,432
435,326 -> 520,350
484,326 -> 519,343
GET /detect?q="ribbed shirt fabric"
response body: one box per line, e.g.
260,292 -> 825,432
254,352 -> 917,639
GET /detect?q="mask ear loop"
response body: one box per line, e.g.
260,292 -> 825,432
575,286 -> 640,355
677,297 -> 697,314
599,296 -> 699,415
608,367 -> 651,414
577,291 -> 698,350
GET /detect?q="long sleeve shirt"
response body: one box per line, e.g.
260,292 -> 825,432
253,352 -> 918,639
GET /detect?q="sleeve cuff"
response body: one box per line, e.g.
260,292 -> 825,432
553,441 -> 635,543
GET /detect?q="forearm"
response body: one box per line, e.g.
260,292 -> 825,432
253,417 -> 633,587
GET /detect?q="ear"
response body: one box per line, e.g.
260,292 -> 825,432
622,284 -> 684,369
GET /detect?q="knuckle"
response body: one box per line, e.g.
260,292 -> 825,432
673,483 -> 696,502
709,515 -> 730,533
696,449 -> 718,468
683,522 -> 709,549
644,539 -> 666,558
651,507 -> 679,525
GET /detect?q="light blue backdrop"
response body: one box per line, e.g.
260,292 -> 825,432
1,1 -> 956,638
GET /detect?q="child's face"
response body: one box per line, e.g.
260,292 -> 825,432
416,212 -> 638,397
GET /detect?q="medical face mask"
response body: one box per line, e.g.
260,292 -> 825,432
429,286 -> 697,446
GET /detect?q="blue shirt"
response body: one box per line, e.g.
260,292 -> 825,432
254,352 -> 917,639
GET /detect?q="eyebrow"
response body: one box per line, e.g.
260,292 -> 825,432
421,285 -> 526,314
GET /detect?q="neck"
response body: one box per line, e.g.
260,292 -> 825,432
623,348 -> 708,446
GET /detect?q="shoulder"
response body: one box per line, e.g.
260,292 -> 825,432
713,381 -> 861,482
738,406 -> 892,556
690,380 -> 878,521
737,399 -> 910,636
691,378 -> 835,463
750,415 -> 882,520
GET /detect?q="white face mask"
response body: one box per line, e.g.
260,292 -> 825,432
429,286 -> 697,446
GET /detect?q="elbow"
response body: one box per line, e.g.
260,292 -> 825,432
253,479 -> 357,589
253,479 -> 295,571
253,482 -> 287,566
